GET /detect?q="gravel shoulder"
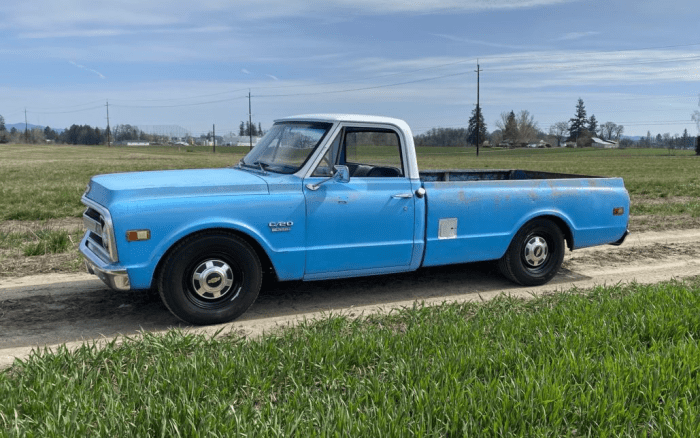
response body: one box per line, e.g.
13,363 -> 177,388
2,227 -> 700,368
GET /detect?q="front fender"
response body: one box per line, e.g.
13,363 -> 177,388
109,194 -> 307,289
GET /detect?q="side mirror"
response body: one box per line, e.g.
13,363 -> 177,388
332,165 -> 350,183
306,165 -> 350,191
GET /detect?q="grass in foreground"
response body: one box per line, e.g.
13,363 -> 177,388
2,280 -> 700,436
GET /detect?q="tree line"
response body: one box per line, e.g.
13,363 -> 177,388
416,97 -> 698,152
1,107 -> 697,153
0,116 -> 265,146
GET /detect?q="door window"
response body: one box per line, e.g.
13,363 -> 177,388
310,127 -> 405,178
344,129 -> 404,177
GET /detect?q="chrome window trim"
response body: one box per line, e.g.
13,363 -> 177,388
296,122 -> 342,179
81,195 -> 119,263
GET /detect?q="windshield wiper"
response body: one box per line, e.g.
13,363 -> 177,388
237,160 -> 269,175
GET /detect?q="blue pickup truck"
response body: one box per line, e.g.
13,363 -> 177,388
80,114 -> 629,324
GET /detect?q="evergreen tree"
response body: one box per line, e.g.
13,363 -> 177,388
0,115 -> 6,143
239,122 -> 245,136
568,98 -> 588,140
258,123 -> 263,136
588,114 -> 598,136
682,129 -> 690,149
0,115 -> 7,143
43,126 -> 56,141
504,111 -> 518,142
466,107 -> 487,146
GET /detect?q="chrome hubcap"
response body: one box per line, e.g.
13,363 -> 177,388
524,236 -> 548,267
191,259 -> 234,299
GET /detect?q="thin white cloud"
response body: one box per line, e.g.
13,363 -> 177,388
558,31 -> 600,41
202,0 -> 578,18
430,33 -> 539,50
68,61 -> 106,79
266,74 -> 280,81
19,25 -> 235,39
241,69 -> 252,75
2,0 -> 577,34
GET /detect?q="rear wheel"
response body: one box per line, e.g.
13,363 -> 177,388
158,232 -> 262,325
499,219 -> 565,286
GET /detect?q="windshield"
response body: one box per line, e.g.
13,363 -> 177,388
240,122 -> 333,174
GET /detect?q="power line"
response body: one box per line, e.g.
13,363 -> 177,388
108,88 -> 251,103
112,96 -> 248,109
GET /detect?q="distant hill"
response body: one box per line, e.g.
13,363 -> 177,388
5,123 -> 64,134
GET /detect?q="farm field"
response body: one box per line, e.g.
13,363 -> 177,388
0,143 -> 698,279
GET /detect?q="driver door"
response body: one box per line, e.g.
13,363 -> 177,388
303,127 -> 416,277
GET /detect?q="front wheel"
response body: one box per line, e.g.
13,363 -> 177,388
498,219 -> 565,286
158,232 -> 262,325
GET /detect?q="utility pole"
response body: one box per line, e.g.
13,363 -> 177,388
475,61 -> 482,157
212,124 -> 216,153
106,100 -> 111,147
248,90 -> 253,150
24,109 -> 28,143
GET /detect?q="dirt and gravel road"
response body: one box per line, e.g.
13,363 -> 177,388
1,228 -> 700,367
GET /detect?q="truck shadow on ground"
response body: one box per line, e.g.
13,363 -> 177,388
0,262 -> 588,350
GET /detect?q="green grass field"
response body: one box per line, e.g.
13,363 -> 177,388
0,143 -> 697,221
2,280 -> 700,436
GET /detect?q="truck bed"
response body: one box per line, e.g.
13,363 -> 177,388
419,169 -> 597,182
417,169 -> 629,268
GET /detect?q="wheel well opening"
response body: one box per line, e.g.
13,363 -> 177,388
539,215 -> 574,251
153,228 -> 278,288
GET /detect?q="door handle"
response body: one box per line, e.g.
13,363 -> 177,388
391,193 -> 413,199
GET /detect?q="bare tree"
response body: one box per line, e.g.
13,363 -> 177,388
600,122 -> 617,140
516,110 -> 539,144
613,124 -> 624,141
549,121 -> 569,147
29,127 -> 45,144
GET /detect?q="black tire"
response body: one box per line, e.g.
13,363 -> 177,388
498,219 -> 565,286
158,232 -> 262,325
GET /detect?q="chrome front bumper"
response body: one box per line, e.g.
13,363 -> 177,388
81,237 -> 131,291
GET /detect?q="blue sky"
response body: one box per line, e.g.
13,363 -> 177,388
1,0 -> 698,138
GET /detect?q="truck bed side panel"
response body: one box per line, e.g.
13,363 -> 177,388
421,178 -> 629,267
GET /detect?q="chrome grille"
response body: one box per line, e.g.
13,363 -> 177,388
82,201 -> 118,263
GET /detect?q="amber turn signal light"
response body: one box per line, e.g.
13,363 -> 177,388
126,230 -> 151,241
613,207 -> 625,216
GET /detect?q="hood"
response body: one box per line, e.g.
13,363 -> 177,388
85,168 -> 269,207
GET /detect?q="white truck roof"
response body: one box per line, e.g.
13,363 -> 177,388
276,114 -> 407,126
